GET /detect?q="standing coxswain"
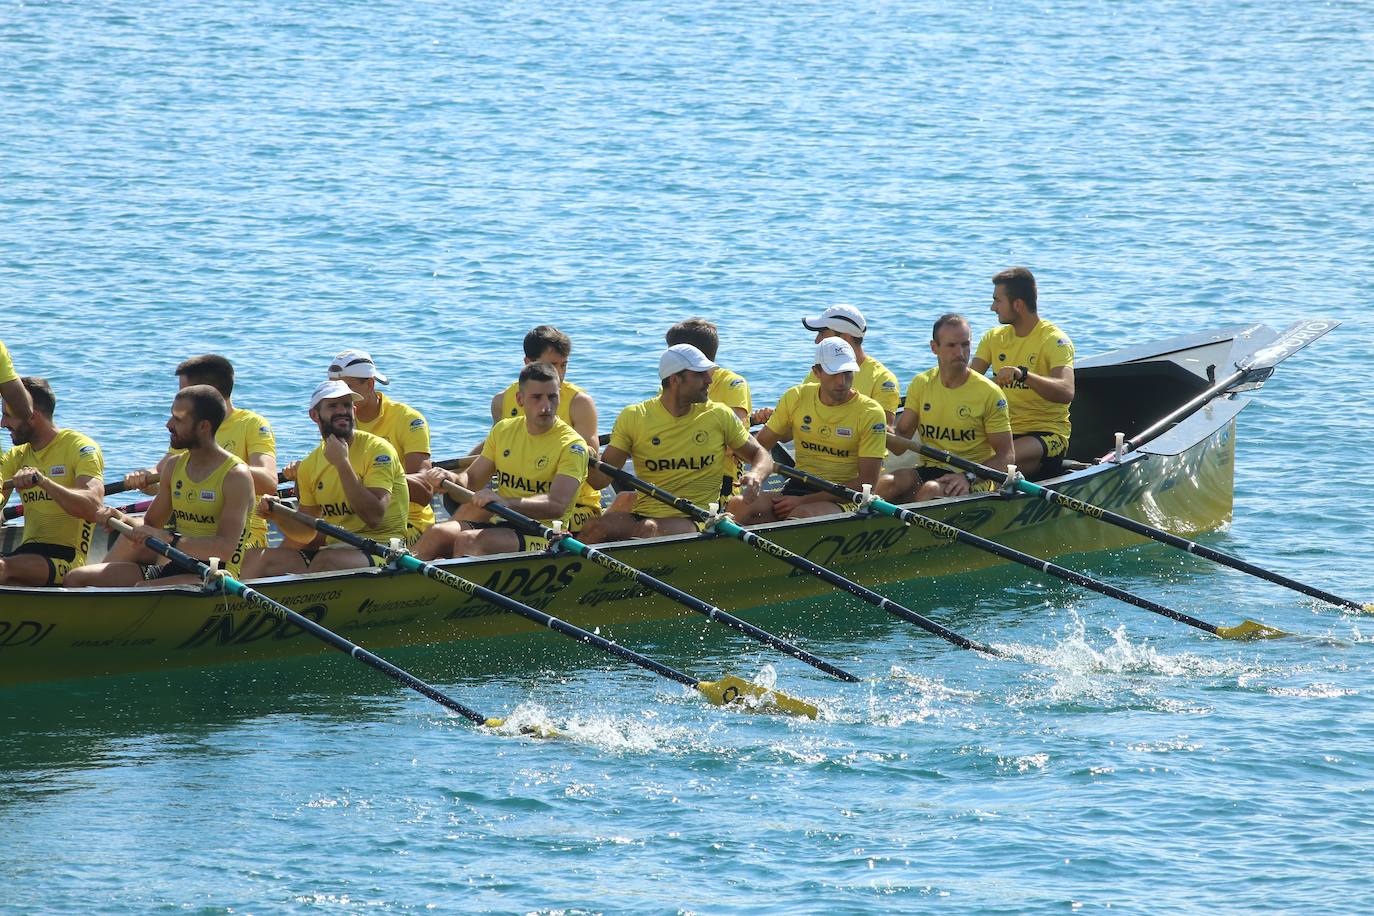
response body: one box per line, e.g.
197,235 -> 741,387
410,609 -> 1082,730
0,377 -> 104,586
66,385 -> 250,587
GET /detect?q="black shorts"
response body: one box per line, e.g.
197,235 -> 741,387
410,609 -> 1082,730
779,479 -> 858,513
8,542 -> 77,587
467,521 -> 553,553
1020,431 -> 1068,478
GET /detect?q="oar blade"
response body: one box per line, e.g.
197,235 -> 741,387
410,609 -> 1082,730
483,716 -> 561,739
696,674 -> 819,719
1215,619 -> 1290,641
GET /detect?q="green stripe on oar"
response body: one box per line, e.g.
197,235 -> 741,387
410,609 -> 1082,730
775,465 -> 1289,641
892,433 -> 1374,617
442,480 -> 859,684
104,517 -> 519,732
266,499 -> 818,719
589,458 -> 1001,658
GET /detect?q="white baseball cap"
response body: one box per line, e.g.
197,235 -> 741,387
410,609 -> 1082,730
328,349 -> 389,385
815,338 -> 860,375
658,343 -> 716,380
309,379 -> 364,411
802,304 -> 867,337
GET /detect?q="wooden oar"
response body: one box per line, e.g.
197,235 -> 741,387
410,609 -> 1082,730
1099,318 -> 1339,462
775,464 -> 1288,641
265,498 -> 820,718
893,433 -> 1374,616
103,516 -> 513,731
442,481 -> 858,682
589,459 -> 1001,657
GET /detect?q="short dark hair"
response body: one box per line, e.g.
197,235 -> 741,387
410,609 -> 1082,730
992,266 -> 1037,312
175,354 -> 235,398
518,361 -> 561,388
932,313 -> 968,342
522,326 -> 572,361
666,318 -> 719,361
21,377 -> 55,418
175,384 -> 228,434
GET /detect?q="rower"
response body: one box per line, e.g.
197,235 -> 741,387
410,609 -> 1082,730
120,355 -> 278,565
251,380 -> 409,576
579,344 -> 772,543
416,362 -> 590,559
327,348 -> 434,545
734,339 -> 887,523
0,340 -> 33,421
879,314 -> 1013,502
484,325 -> 602,528
66,386 -> 252,587
969,266 -> 1075,479
773,304 -> 900,426
0,377 -> 104,586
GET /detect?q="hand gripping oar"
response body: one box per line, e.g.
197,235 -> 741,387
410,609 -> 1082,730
776,465 -> 1287,641
103,516 -> 511,730
266,499 -> 819,718
589,459 -> 1001,657
1099,318 -> 1340,462
441,481 -> 857,684
894,433 -> 1374,617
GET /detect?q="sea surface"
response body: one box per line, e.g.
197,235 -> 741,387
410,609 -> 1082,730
2,1 -> 1373,912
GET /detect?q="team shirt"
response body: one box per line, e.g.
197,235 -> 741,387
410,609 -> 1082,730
481,416 -> 590,530
355,392 -> 434,532
170,407 -> 275,548
975,319 -> 1075,438
902,368 -> 1012,470
167,452 -> 250,577
709,365 -> 752,480
766,384 -> 887,484
805,355 -> 901,417
0,429 -> 103,560
298,430 -> 409,545
498,378 -> 601,513
609,399 -> 750,518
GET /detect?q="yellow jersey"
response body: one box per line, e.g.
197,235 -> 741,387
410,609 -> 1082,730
609,398 -> 750,518
0,428 -> 102,561
902,367 -> 1011,470
805,355 -> 900,416
355,392 -> 434,532
482,416 -> 590,530
298,431 -> 409,544
215,408 -> 275,547
710,365 -> 752,480
766,384 -> 887,484
0,340 -> 17,386
167,453 -> 250,577
975,319 -> 1074,438
498,378 -> 600,512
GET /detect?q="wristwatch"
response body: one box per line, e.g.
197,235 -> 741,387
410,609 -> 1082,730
1017,365 -> 1029,382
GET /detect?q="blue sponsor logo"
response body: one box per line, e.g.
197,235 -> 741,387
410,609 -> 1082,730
79,445 -> 97,455
996,398 -> 1007,409
570,443 -> 586,455
410,418 -> 425,428
881,380 -> 896,390
258,425 -> 270,434
871,423 -> 885,432
729,378 -> 744,388
375,454 -> 391,464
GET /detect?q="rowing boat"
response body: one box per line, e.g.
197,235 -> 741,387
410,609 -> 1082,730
0,323 -> 1317,687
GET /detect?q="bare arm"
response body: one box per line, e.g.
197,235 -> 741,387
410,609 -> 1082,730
246,450 -> 279,496
264,499 -> 323,547
730,436 -> 773,500
569,392 -> 599,454
178,465 -> 253,562
402,450 -> 433,505
0,378 -> 32,422
969,357 -> 990,375
889,409 -> 920,452
587,444 -> 628,491
473,473 -> 579,522
324,436 -> 388,528
1028,365 -> 1074,404
13,470 -> 106,523
987,431 -> 1013,474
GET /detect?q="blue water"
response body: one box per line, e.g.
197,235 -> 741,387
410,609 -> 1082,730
3,0 -> 1373,911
